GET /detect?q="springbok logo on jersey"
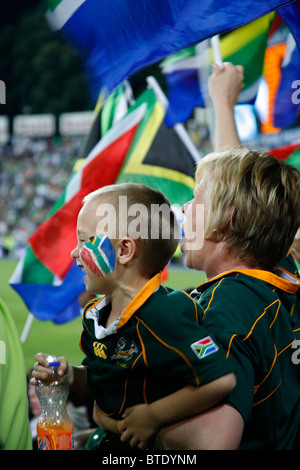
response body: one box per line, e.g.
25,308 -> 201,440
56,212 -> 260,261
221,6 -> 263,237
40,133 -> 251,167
191,336 -> 219,359
111,337 -> 138,361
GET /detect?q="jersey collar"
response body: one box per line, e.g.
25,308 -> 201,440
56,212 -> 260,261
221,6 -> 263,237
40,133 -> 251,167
84,272 -> 162,338
194,268 -> 300,295
116,272 -> 162,330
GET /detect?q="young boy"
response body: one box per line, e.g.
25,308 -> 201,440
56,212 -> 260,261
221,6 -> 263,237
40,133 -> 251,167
32,183 -> 235,450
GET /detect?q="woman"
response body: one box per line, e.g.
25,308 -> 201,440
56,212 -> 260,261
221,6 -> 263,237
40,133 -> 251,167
155,66 -> 300,450
95,65 -> 300,450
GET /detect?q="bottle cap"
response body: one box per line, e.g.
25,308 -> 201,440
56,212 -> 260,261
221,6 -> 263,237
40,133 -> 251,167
45,355 -> 59,367
48,361 -> 60,367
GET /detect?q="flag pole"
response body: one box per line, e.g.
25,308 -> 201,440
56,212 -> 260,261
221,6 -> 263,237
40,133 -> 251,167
207,35 -> 224,147
20,312 -> 35,343
210,35 -> 224,68
146,76 -> 202,162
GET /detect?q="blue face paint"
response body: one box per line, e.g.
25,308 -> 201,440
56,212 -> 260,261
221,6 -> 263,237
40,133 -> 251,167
80,234 -> 116,277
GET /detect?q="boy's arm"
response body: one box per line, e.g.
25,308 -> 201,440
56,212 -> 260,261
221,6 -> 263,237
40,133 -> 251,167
118,372 -> 236,449
93,401 -> 120,434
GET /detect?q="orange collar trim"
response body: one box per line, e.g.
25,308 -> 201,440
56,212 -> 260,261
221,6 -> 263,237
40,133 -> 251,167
198,268 -> 299,295
116,272 -> 162,330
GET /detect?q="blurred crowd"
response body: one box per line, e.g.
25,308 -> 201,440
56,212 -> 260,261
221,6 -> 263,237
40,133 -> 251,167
0,121 -> 211,261
0,136 -> 85,259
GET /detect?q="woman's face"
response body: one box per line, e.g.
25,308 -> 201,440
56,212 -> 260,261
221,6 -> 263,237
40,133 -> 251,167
181,181 -> 212,272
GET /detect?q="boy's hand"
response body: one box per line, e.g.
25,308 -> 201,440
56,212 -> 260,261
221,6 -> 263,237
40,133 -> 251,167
118,404 -> 161,449
30,352 -> 71,385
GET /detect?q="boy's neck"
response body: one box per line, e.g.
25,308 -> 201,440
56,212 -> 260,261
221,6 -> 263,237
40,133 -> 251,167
105,272 -> 152,327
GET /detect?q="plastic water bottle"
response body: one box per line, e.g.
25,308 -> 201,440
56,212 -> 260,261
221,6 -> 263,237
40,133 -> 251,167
35,355 -> 74,450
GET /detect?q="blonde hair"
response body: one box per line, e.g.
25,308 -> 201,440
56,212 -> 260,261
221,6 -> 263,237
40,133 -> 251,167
195,148 -> 300,269
83,183 -> 179,276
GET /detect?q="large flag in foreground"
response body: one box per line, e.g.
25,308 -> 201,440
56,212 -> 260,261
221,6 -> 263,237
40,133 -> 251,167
45,0 -> 297,97
9,84 -> 199,324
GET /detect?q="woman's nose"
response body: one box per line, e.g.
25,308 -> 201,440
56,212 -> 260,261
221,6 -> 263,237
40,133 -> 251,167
182,200 -> 190,214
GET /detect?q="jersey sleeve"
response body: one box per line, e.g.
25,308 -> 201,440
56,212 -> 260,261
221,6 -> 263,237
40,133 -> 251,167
138,290 -> 235,389
195,280 -> 258,423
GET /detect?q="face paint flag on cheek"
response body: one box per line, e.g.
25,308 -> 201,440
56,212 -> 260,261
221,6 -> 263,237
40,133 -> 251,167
80,235 -> 116,277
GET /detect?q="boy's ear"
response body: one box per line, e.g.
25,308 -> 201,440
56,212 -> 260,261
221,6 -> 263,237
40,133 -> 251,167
117,238 -> 137,265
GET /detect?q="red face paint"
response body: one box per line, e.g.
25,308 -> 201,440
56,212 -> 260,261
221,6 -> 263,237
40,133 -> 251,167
80,246 -> 104,277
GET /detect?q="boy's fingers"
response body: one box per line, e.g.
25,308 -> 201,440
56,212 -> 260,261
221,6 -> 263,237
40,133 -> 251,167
34,352 -> 50,367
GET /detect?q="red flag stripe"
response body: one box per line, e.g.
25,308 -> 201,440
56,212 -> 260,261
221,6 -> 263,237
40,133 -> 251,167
269,143 -> 300,160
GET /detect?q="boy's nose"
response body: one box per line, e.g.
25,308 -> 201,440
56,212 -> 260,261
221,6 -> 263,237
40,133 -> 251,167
71,245 -> 79,259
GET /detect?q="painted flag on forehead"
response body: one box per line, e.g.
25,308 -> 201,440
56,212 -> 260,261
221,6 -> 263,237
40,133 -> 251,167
9,83 -> 199,324
45,0 -> 298,98
161,13 -> 275,125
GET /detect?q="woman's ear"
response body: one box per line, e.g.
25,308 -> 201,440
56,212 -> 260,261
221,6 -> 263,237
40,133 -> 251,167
117,238 -> 137,265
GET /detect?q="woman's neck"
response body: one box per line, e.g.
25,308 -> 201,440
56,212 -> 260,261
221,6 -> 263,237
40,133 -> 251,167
205,242 -> 256,280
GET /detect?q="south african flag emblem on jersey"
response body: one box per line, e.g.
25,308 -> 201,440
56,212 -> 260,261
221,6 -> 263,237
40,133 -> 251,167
191,336 -> 219,359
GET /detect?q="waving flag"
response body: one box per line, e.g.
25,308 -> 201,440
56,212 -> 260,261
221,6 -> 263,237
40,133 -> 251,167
116,88 -> 197,202
9,83 -> 200,325
256,1 -> 300,132
270,142 -> 300,167
161,13 -> 275,125
259,17 -> 300,134
9,85 -> 141,323
273,33 -> 300,128
277,0 -> 300,47
45,0 -> 298,98
259,32 -> 287,134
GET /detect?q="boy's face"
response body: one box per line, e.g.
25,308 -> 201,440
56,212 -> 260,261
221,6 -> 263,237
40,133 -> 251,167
71,199 -> 115,295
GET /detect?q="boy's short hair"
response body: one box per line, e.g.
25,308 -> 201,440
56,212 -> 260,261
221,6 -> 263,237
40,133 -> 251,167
83,183 -> 180,276
195,148 -> 300,270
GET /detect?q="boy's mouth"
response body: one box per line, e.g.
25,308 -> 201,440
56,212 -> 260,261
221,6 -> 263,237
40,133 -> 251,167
77,263 -> 87,279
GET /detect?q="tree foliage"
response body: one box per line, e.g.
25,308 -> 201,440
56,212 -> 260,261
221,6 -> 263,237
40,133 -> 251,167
1,1 -> 91,118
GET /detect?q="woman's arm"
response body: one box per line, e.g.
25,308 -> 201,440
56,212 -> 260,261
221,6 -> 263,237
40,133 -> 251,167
118,372 -> 236,448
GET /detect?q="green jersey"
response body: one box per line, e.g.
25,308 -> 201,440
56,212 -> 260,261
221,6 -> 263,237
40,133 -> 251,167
80,273 -> 234,418
0,298 -> 32,450
192,263 -> 300,450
